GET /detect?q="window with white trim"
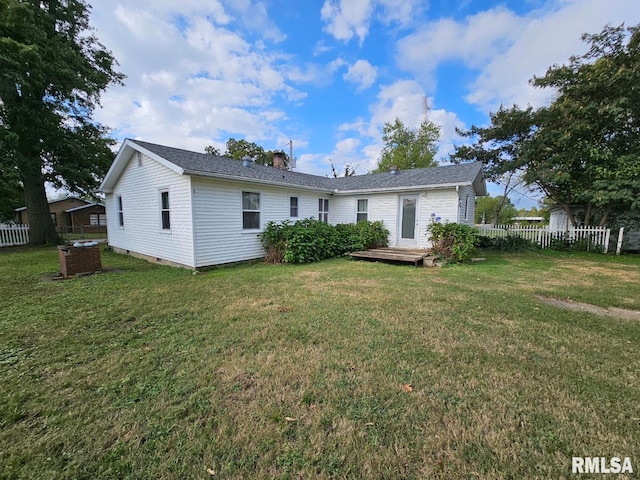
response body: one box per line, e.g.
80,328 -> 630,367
117,196 -> 124,227
319,198 -> 329,223
356,199 -> 368,223
462,195 -> 468,221
290,196 -> 299,218
160,190 -> 170,230
242,191 -> 260,230
90,213 -> 107,226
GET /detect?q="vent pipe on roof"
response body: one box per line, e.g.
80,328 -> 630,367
389,165 -> 399,175
242,156 -> 252,168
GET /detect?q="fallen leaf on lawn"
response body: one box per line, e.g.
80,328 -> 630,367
285,417 -> 297,422
206,467 -> 216,475
278,307 -> 293,313
402,384 -> 413,393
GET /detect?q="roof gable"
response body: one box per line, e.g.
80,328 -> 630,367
99,139 -> 486,196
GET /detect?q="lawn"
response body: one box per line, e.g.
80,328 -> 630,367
1,247 -> 639,479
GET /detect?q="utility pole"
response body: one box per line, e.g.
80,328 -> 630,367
289,140 -> 293,171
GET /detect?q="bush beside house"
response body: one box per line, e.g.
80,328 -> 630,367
261,219 -> 389,264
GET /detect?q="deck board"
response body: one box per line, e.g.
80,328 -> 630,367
350,248 -> 435,266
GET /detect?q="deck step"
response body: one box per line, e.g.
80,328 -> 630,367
350,248 -> 436,266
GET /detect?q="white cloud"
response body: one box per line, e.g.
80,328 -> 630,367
343,59 -> 377,91
90,1 -> 304,154
335,81 -> 464,169
320,0 -> 423,44
396,0 -> 640,112
313,40 -> 332,56
396,7 -> 524,86
321,0 -> 373,44
466,0 -> 640,111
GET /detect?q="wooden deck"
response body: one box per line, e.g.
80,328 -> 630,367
349,248 -> 437,267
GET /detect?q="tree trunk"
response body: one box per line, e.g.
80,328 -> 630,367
599,202 -> 614,227
563,204 -> 577,229
22,169 -> 58,246
583,203 -> 592,227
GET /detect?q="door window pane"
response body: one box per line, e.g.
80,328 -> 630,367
401,198 -> 416,239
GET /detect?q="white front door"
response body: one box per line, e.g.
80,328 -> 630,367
398,194 -> 419,247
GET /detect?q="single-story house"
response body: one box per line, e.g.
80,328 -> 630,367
15,198 -> 107,234
99,139 -> 486,269
549,205 -> 640,251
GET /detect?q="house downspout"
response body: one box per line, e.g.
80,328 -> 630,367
456,185 -> 460,223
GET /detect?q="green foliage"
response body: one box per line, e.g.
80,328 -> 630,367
204,145 -> 221,156
261,219 -> 389,264
0,163 -> 23,222
478,235 -> 540,252
334,221 -> 389,253
0,0 -> 124,244
374,117 -> 440,173
427,220 -> 479,263
206,138 -> 290,168
453,23 -> 640,228
475,195 -> 518,225
548,235 -> 605,253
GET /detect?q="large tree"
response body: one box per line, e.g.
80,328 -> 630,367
374,117 -> 440,173
0,0 -> 124,244
453,24 -> 640,227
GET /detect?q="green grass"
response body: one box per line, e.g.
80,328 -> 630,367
1,247 -> 639,479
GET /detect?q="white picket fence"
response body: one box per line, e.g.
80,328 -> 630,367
0,224 -> 30,247
475,224 -> 611,253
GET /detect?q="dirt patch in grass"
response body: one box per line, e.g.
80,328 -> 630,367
536,295 -> 640,321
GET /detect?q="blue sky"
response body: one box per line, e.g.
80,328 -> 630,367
89,0 -> 640,209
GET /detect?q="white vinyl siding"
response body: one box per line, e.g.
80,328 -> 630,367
192,178 -> 322,267
105,153 -> 195,267
331,194 -> 397,244
457,185 -> 476,226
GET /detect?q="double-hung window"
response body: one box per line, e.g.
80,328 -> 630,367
160,190 -> 170,231
356,199 -> 368,223
242,191 -> 260,230
117,196 -> 124,227
318,198 -> 329,223
290,196 -> 299,218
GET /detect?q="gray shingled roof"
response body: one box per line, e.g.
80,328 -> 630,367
131,139 -> 484,194
134,140 -> 335,191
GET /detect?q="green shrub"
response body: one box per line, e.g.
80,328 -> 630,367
335,220 -> 389,254
427,220 -> 479,263
480,235 -> 540,252
548,235 -> 604,253
261,219 -> 389,264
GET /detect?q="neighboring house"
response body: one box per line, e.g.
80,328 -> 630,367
549,205 -> 640,251
512,216 -> 545,225
15,198 -> 107,234
99,139 -> 486,269
548,206 -> 573,231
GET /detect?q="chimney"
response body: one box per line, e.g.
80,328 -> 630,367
273,151 -> 286,170
389,165 -> 399,175
242,156 -> 252,168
